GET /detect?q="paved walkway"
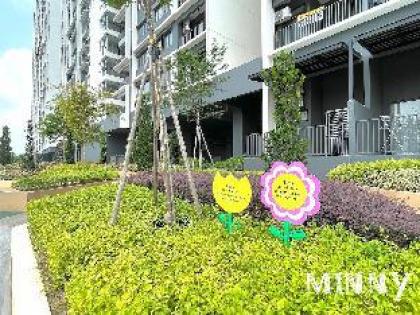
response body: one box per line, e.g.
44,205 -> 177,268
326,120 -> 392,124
0,214 -> 26,314
0,181 -> 28,212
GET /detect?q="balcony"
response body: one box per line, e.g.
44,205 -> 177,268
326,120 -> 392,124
102,48 -> 122,62
82,29 -> 90,42
80,55 -> 90,71
113,5 -> 126,24
102,5 -> 119,19
299,111 -> 420,156
103,27 -> 121,39
81,7 -> 89,22
114,57 -> 130,74
80,0 -> 90,11
102,72 -> 124,84
275,0 -> 391,48
181,19 -> 206,46
118,33 -> 125,48
113,84 -> 127,99
66,61 -> 75,76
102,98 -> 125,108
134,0 -> 201,54
66,20 -> 76,39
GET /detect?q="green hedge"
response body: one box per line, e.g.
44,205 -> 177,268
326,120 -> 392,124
210,156 -> 244,171
0,163 -> 28,180
27,185 -> 419,313
328,159 -> 420,192
13,163 -> 118,191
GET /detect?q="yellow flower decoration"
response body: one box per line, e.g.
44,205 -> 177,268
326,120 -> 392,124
272,173 -> 308,211
212,172 -> 252,213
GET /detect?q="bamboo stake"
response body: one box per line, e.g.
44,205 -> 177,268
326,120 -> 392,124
109,57 -> 149,225
163,64 -> 201,214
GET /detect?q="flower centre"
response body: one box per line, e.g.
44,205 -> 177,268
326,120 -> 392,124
272,173 -> 308,211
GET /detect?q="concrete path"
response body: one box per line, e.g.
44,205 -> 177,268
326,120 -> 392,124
0,181 -> 27,213
0,214 -> 26,315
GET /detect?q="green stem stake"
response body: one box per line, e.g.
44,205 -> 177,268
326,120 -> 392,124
217,213 -> 239,234
269,222 -> 306,247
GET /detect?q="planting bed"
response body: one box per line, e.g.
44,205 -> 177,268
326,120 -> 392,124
27,184 -> 420,313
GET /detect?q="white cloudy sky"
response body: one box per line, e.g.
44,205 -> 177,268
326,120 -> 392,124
0,0 -> 33,154
0,49 -> 32,154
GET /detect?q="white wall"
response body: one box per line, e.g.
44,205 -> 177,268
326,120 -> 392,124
261,0 -> 275,134
206,0 -> 262,71
89,0 -> 105,89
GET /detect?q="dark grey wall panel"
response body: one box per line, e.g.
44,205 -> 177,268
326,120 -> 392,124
207,58 -> 263,104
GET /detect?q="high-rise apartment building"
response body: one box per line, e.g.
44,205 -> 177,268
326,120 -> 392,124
32,0 -> 63,155
106,0 -> 263,162
32,0 -> 126,161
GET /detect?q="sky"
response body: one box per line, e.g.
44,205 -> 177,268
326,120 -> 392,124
0,0 -> 34,154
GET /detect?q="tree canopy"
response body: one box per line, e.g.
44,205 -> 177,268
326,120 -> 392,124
168,42 -> 227,122
41,83 -> 120,147
261,52 -> 306,163
0,126 -> 13,165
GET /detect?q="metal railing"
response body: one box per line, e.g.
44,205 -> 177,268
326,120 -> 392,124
181,20 -> 205,45
301,113 -> 419,156
245,133 -> 264,157
300,125 -> 327,156
275,0 -> 390,48
355,116 -> 390,154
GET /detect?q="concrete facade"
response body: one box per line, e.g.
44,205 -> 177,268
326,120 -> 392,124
109,0 -> 263,161
32,0 -> 63,154
32,0 -> 125,162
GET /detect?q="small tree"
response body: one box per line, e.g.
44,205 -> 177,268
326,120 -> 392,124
23,120 -> 36,171
55,83 -> 120,151
0,126 -> 13,165
261,52 -> 306,164
132,94 -> 153,170
41,83 -> 120,162
169,43 -> 227,168
108,0 -> 201,226
41,112 -> 74,163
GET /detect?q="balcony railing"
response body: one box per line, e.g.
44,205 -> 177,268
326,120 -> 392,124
181,20 -> 206,45
245,133 -> 264,157
275,0 -> 390,48
300,113 -> 420,156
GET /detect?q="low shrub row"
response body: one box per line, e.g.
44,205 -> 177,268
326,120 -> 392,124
28,185 -> 420,313
128,171 -> 420,246
210,156 -> 245,171
328,159 -> 420,192
13,163 -> 118,191
0,163 -> 29,180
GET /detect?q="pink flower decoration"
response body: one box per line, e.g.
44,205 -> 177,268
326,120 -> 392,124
260,161 -> 321,225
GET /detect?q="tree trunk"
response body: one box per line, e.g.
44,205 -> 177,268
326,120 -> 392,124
161,117 -> 175,224
151,61 -> 159,206
199,124 -> 214,165
109,61 -> 148,225
196,115 -> 203,169
156,56 -> 175,224
169,103 -> 201,214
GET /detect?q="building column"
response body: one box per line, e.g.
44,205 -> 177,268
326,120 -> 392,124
262,86 -> 275,135
347,40 -> 357,155
261,0 -> 276,136
232,106 -> 243,157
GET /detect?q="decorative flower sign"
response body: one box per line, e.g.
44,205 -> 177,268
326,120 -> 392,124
261,161 -> 320,225
213,172 -> 252,233
260,162 -> 321,246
